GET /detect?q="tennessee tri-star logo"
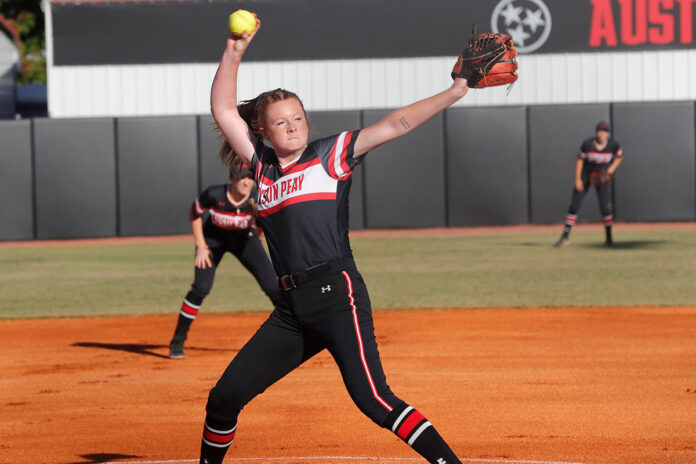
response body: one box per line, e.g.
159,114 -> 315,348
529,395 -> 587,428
491,0 -> 552,53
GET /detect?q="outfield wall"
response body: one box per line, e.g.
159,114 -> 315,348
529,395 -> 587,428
1,101 -> 695,240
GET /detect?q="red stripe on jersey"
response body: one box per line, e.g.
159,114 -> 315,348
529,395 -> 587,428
327,134 -> 343,179
203,429 -> 236,444
328,133 -> 351,179
259,161 -> 317,185
181,302 -> 199,316
339,131 -> 353,174
279,157 -> 301,173
326,131 -> 354,180
258,173 -> 275,187
335,171 -> 352,181
283,157 -> 321,176
397,410 -> 425,440
255,154 -> 263,184
256,192 -> 336,217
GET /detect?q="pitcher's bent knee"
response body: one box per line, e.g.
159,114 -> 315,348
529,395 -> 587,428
205,381 -> 244,422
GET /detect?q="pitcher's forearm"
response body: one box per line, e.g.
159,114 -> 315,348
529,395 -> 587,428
386,85 -> 467,138
211,45 -> 242,119
355,81 -> 468,156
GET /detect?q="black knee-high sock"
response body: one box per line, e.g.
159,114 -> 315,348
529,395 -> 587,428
172,290 -> 203,343
172,313 -> 194,342
199,416 -> 237,464
603,215 -> 614,243
385,403 -> 461,464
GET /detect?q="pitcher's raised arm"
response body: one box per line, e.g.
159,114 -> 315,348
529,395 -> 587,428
210,17 -> 261,164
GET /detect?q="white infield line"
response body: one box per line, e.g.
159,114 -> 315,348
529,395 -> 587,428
103,456 -> 591,464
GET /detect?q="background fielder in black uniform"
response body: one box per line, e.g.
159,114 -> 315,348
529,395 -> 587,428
200,17 -> 473,464
168,159 -> 280,359
555,122 -> 624,247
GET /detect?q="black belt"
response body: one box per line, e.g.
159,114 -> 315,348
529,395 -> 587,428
279,258 -> 353,291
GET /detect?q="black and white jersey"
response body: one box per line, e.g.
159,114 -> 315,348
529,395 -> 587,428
578,137 -> 623,169
251,131 -> 363,276
191,184 -> 256,239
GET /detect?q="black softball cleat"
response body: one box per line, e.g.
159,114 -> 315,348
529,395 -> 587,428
169,341 -> 186,359
554,236 -> 570,248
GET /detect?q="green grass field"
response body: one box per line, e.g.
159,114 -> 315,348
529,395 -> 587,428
1,227 -> 695,319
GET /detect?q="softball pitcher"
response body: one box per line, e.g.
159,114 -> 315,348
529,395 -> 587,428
197,17 -> 511,464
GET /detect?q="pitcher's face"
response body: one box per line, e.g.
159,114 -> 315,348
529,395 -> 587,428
261,98 -> 309,156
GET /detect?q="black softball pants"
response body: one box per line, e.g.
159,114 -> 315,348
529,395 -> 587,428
205,259 -> 399,425
567,169 -> 613,217
190,231 -> 280,304
200,259 -> 463,464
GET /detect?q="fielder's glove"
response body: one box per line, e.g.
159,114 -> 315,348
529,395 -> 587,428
590,170 -> 613,188
451,25 -> 518,88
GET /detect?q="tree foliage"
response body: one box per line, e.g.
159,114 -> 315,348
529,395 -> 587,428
1,0 -> 46,84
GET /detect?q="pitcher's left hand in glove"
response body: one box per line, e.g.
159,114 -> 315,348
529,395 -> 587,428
451,26 -> 518,88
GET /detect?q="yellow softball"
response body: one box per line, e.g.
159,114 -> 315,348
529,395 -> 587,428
229,9 -> 257,37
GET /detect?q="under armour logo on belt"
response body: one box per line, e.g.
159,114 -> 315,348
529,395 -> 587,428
437,459 -> 448,464
321,285 -> 331,293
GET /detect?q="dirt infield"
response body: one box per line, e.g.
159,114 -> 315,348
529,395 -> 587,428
2,307 -> 695,464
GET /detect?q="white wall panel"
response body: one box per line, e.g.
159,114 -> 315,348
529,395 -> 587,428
610,53 -> 629,102
550,55 -> 567,102
565,54 -> 582,103
48,49 -> 696,118
673,54 -> 690,100
595,54 -> 613,102
641,54 -> 659,101
691,54 -> 696,97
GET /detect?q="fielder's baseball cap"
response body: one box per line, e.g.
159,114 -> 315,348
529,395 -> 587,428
596,121 -> 610,132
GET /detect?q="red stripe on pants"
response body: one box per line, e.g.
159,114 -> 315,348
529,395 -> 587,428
342,271 -> 393,412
